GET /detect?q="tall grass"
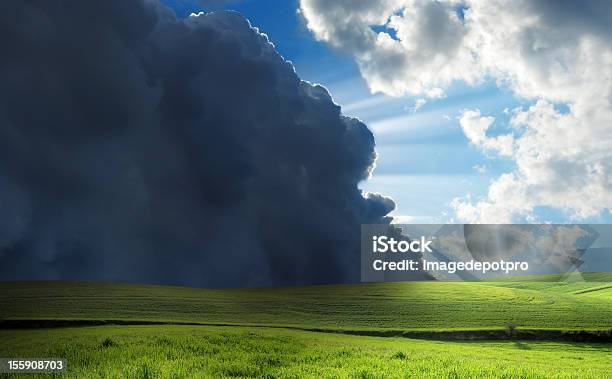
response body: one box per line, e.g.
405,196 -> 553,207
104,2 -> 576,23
1,325 -> 610,378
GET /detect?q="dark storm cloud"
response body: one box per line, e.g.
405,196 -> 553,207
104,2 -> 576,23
0,0 -> 394,287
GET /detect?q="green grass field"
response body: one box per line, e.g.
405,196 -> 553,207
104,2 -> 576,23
2,325 -> 611,378
2,272 -> 612,331
1,273 -> 611,378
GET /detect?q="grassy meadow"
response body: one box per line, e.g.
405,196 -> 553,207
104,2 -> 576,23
1,273 -> 611,378
1,325 -> 612,378
2,272 -> 612,331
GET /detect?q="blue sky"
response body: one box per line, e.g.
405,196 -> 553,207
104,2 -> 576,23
163,0 -> 612,224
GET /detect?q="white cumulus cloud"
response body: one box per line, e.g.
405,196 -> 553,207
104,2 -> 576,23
459,109 -> 514,157
300,0 -> 612,222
